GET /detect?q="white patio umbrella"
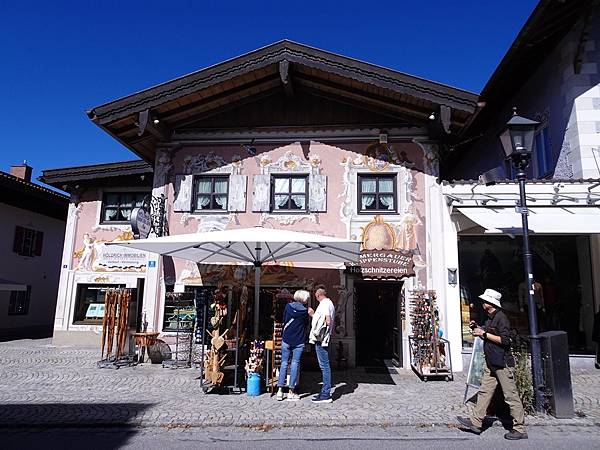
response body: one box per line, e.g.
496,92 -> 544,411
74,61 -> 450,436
107,226 -> 361,338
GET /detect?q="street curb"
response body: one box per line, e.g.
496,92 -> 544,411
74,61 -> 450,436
0,420 -> 597,430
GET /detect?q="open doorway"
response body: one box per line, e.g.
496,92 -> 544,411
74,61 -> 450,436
355,281 -> 402,367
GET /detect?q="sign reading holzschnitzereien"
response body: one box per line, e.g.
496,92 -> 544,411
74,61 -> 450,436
346,250 -> 415,279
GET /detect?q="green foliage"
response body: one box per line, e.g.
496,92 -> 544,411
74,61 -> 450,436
512,347 -> 535,414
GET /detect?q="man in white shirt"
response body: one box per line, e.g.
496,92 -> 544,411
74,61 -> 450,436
309,287 -> 335,403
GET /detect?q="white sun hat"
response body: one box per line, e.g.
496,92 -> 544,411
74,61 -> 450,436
479,288 -> 502,309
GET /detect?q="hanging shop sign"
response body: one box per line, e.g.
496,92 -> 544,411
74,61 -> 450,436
130,207 -> 152,239
346,250 -> 415,279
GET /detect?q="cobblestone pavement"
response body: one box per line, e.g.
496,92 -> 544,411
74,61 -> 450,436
1,339 -> 598,429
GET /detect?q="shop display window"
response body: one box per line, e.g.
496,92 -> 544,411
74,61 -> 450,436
73,284 -> 125,325
162,285 -> 205,332
458,235 -> 596,354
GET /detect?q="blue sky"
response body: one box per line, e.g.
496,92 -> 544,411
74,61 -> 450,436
0,1 -> 538,182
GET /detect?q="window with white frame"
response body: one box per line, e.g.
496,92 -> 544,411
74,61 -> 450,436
193,175 -> 229,211
101,192 -> 147,223
271,175 -> 308,211
358,174 -> 397,213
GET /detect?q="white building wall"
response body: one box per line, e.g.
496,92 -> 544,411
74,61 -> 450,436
0,203 -> 65,335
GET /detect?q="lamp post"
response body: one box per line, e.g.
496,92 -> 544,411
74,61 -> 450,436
499,108 -> 544,412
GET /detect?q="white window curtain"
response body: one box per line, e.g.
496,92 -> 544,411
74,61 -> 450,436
196,196 -> 210,209
379,195 -> 394,210
378,178 -> 394,193
291,178 -> 306,192
361,179 -> 376,193
291,195 -> 306,209
214,179 -> 228,209
196,179 -> 212,194
361,195 -> 375,209
274,178 -> 289,194
274,195 -> 289,209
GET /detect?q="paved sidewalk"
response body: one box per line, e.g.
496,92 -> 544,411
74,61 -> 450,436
1,339 -> 598,428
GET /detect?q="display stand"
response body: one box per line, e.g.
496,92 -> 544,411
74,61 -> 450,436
408,290 -> 453,381
267,289 -> 290,394
202,288 -> 245,394
97,288 -> 136,369
162,292 -> 194,369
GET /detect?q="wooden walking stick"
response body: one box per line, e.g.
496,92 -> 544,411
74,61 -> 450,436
118,290 -> 131,357
100,289 -> 112,359
106,290 -> 117,358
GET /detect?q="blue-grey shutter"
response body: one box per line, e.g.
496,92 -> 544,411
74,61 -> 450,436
252,175 -> 271,212
173,174 -> 193,212
228,175 -> 248,212
308,174 -> 327,212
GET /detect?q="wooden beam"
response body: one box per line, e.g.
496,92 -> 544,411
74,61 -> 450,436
294,75 -> 433,122
279,60 -> 294,98
136,109 -> 171,141
439,105 -> 451,134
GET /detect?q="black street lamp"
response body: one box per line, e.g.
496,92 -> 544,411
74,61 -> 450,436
499,108 -> 544,412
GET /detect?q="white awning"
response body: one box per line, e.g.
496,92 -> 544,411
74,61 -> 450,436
0,279 -> 27,291
456,207 -> 600,234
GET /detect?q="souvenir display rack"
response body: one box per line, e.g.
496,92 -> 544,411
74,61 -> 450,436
408,290 -> 453,381
97,288 -> 136,369
162,292 -> 194,369
194,288 -> 210,391
267,289 -> 292,393
202,288 -> 245,394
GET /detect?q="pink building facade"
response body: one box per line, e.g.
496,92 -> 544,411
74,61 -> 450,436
46,41 -> 479,369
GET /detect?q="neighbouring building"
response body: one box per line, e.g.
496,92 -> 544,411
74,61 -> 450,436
39,160 -> 153,335
445,0 -> 600,356
0,163 -> 68,340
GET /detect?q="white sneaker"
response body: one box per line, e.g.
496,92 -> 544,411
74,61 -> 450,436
287,392 -> 300,401
276,390 -> 284,401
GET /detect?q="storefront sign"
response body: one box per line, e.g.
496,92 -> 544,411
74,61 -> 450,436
130,207 -> 152,239
346,250 -> 415,279
93,244 -> 148,272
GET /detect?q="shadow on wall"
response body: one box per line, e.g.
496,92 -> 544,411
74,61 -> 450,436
0,325 -> 53,342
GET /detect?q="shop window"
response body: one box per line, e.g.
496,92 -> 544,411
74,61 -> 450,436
73,284 -> 125,325
101,192 -> 147,223
13,226 -> 43,257
162,285 -> 211,332
8,286 -> 30,315
534,127 -> 552,178
271,175 -> 308,212
193,175 -> 229,211
357,174 -> 397,213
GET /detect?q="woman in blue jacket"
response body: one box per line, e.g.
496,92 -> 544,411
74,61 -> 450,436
276,290 -> 312,401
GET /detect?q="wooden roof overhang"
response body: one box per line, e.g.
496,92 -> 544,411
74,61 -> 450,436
87,40 -> 479,162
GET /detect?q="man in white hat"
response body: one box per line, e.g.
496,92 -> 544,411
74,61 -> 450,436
457,288 -> 527,440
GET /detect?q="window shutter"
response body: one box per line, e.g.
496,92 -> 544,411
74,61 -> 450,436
173,174 -> 193,212
13,226 -> 24,254
228,175 -> 247,212
252,175 -> 271,212
308,174 -> 327,212
34,231 -> 44,256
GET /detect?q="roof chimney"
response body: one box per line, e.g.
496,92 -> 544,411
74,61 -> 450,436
10,161 -> 32,182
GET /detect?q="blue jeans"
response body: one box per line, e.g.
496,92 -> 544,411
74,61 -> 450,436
315,343 -> 331,397
277,342 -> 304,389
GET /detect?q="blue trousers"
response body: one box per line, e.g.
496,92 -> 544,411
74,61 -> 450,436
277,342 -> 304,389
315,343 -> 332,397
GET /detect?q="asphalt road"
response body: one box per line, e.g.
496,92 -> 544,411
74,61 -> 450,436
2,425 -> 599,450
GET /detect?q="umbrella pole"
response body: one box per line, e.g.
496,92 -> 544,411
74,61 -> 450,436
253,265 -> 260,340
